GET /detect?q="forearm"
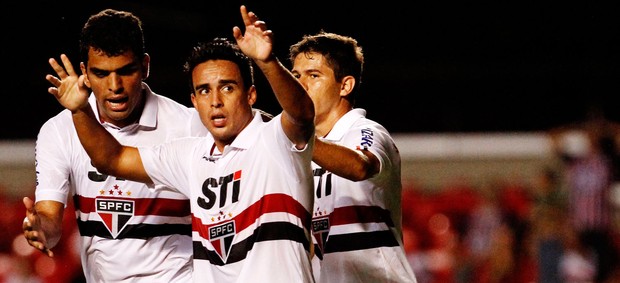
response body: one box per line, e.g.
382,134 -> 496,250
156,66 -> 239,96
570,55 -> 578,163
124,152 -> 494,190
71,105 -> 123,174
313,138 -> 378,181
33,201 -> 65,249
255,57 -> 314,127
38,213 -> 63,249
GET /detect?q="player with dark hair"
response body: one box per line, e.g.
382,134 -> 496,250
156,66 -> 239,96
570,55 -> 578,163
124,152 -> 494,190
42,6 -> 316,282
290,31 -> 417,282
22,8 -> 206,282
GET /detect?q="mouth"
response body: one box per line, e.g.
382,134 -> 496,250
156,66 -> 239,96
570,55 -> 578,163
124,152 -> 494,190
211,113 -> 226,127
106,97 -> 129,111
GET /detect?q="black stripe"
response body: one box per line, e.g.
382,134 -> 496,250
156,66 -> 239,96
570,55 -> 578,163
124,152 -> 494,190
194,222 -> 310,265
77,220 -> 191,239
323,230 -> 399,253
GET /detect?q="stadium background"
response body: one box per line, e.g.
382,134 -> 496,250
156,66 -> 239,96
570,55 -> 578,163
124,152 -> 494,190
2,1 -> 620,282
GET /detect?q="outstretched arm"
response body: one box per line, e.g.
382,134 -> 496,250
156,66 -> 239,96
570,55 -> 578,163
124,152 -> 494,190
233,5 -> 314,149
46,54 -> 151,183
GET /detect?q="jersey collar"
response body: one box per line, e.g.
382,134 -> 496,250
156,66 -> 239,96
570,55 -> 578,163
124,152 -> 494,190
323,108 -> 366,141
90,82 -> 158,130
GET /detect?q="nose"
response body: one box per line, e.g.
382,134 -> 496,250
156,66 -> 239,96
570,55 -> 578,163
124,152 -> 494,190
210,91 -> 223,107
109,73 -> 123,94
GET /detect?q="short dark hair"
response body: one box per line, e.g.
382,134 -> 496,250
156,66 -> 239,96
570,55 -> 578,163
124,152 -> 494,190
289,31 -> 364,101
79,9 -> 146,66
183,38 -> 254,93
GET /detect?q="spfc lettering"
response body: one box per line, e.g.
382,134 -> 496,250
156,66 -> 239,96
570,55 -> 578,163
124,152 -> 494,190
209,220 -> 236,263
96,198 -> 135,239
312,217 -> 329,233
97,200 -> 134,212
312,217 -> 329,255
210,221 -> 235,239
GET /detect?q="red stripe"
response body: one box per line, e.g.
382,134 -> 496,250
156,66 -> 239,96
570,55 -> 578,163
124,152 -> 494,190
192,193 -> 311,238
74,195 -> 191,216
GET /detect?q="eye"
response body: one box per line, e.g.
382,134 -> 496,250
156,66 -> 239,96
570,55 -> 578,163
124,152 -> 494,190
91,70 -> 109,78
117,65 -> 140,76
197,87 -> 210,96
221,85 -> 234,94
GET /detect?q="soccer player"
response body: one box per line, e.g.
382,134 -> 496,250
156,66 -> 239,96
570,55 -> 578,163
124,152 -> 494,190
22,8 -> 207,282
41,5 -> 316,282
290,31 -> 418,282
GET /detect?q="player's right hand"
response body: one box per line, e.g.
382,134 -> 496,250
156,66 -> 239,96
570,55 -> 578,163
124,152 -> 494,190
45,54 -> 90,112
22,197 -> 54,257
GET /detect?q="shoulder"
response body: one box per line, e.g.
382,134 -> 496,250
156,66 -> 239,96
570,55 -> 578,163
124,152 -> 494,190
38,109 -> 74,136
151,93 -> 194,118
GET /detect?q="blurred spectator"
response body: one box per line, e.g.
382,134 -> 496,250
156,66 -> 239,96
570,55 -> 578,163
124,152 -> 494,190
549,105 -> 620,282
459,183 -> 503,283
559,223 -> 597,283
529,167 -> 568,283
403,225 -> 433,283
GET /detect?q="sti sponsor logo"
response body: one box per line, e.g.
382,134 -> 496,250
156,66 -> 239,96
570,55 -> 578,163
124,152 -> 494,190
198,170 -> 242,210
209,221 -> 236,262
96,198 -> 135,238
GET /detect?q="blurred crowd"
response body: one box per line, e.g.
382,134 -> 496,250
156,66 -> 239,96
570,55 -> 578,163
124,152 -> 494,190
0,185 -> 84,283
401,108 -> 620,283
401,169 -> 620,283
2,166 -> 619,282
3,109 -> 620,282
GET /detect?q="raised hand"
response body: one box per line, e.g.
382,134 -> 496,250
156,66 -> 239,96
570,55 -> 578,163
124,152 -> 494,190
46,54 -> 90,112
232,5 -> 273,62
22,197 -> 54,257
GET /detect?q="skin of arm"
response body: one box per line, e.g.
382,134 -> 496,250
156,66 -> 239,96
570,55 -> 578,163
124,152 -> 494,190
46,54 -> 151,184
22,198 -> 64,257
313,137 -> 380,181
232,5 -> 315,148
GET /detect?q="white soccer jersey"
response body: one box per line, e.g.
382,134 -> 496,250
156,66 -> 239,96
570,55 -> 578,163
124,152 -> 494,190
311,109 -> 417,283
139,110 -> 316,283
35,83 -> 208,282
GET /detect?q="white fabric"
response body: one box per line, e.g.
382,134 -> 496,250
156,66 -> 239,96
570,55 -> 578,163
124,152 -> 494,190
311,108 -> 417,283
139,110 -> 316,283
35,83 -> 206,282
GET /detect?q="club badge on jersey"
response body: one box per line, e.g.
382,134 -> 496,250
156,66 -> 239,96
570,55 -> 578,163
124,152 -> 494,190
210,220 -> 236,262
96,197 -> 135,238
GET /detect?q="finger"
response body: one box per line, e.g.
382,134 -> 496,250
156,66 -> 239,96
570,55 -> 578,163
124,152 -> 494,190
254,20 -> 266,29
45,74 -> 61,87
37,243 -> 54,257
44,248 -> 54,257
23,216 -> 32,231
48,87 -> 59,97
60,54 -> 77,76
232,26 -> 242,41
23,196 -> 33,208
29,238 -> 53,257
240,5 -> 251,26
23,197 -> 37,215
49,58 -> 68,79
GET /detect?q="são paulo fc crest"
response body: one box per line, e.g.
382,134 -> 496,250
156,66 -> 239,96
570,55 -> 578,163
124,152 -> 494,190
312,217 -> 329,256
209,220 -> 236,262
96,198 -> 135,238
